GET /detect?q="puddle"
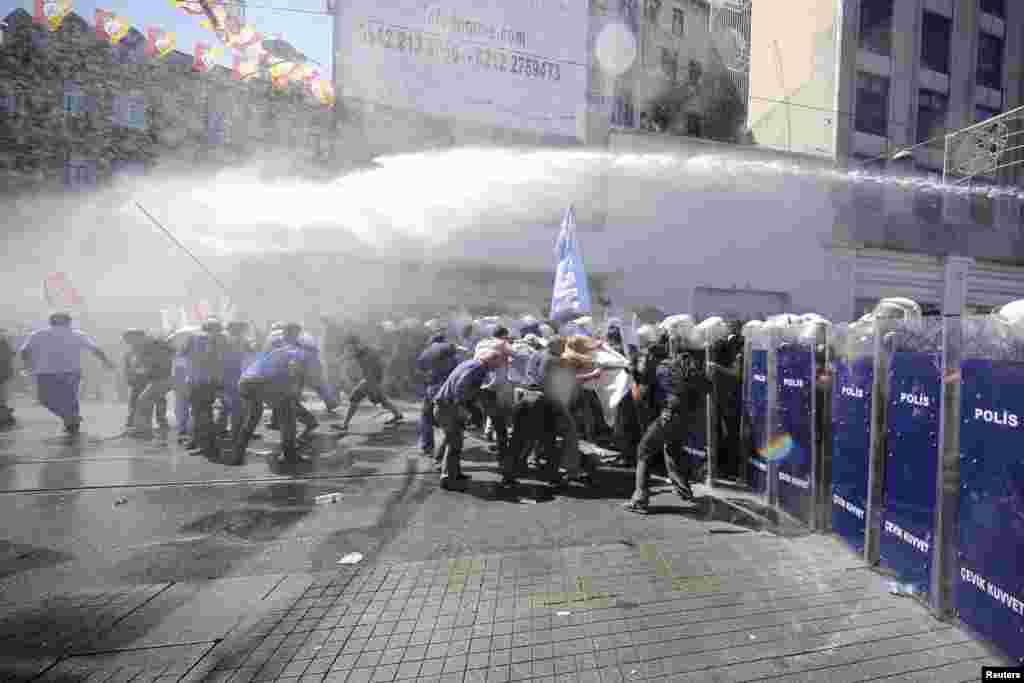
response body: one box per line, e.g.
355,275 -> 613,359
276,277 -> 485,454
181,508 -> 309,542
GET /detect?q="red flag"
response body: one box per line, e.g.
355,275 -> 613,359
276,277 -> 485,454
145,27 -> 176,58
43,272 -> 83,310
96,8 -> 130,45
193,42 -> 218,72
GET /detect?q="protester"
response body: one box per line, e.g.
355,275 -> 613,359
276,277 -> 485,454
182,318 -> 229,458
18,313 -> 116,435
432,350 -> 506,490
218,321 -> 255,437
337,335 -> 403,432
623,331 -> 711,513
232,323 -> 324,465
0,328 -> 16,429
416,333 -> 459,458
475,325 -> 515,456
122,329 -> 149,428
266,325 -> 338,442
128,331 -> 175,438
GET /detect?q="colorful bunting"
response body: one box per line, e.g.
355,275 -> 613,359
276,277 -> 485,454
233,53 -> 258,81
96,8 -> 130,45
310,77 -> 336,107
34,0 -> 73,32
193,42 -> 221,72
171,0 -> 207,16
270,61 -> 300,90
145,27 -> 176,59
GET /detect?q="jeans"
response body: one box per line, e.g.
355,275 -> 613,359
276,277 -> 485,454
233,379 -> 299,463
537,398 -> 584,480
175,381 -> 192,435
435,400 -> 466,479
418,395 -> 435,452
478,388 -> 508,457
190,382 -> 224,457
133,377 -> 172,431
505,392 -> 544,479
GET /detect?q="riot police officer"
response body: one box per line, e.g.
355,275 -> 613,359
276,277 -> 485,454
623,331 -> 711,514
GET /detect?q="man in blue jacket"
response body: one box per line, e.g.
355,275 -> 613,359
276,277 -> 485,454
416,334 -> 459,458
230,323 -> 324,465
182,318 -> 229,458
432,350 -> 505,490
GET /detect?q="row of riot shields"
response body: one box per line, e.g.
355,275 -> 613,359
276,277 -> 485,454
729,317 -> 1023,664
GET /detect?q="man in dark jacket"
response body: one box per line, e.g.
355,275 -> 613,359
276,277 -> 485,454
337,336 -> 403,432
128,331 -> 175,437
433,350 -> 506,490
623,332 -> 712,513
183,318 -> 229,458
416,334 -> 459,457
231,323 -> 324,465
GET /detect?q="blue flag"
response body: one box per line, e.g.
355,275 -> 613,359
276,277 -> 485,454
550,205 -> 593,322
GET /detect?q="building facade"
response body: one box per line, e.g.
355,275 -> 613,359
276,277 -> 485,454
0,9 -> 332,196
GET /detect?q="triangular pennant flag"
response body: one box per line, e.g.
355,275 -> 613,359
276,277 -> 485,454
96,8 -> 131,45
35,0 -> 73,32
145,27 -> 176,58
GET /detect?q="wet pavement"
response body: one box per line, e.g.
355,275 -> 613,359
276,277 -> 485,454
0,395 -> 1012,681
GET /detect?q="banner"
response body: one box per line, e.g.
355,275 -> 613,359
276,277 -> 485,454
35,0 -> 72,32
43,271 -> 84,312
550,205 -> 592,321
957,358 -> 1024,664
587,0 -> 639,128
880,351 -> 941,597
747,348 -> 769,493
774,344 -> 814,523
338,0 -> 589,138
145,27 -> 176,59
830,354 -> 874,554
96,8 -> 130,45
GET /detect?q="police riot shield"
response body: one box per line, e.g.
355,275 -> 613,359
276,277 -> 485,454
879,318 -> 943,601
829,323 -> 875,554
772,325 -> 816,525
955,315 -> 1024,664
746,329 -> 771,496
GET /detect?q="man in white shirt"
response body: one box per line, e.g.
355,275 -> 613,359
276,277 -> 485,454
19,313 -> 116,435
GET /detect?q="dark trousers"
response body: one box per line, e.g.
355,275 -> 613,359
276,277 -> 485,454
506,397 -> 544,479
615,392 -> 643,461
233,379 -> 299,463
537,398 -> 587,480
435,400 -> 465,479
479,388 -> 508,456
635,408 -> 692,498
127,382 -> 144,424
418,396 -> 436,452
190,382 -> 224,457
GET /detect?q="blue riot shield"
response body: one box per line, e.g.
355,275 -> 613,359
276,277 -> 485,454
880,351 -> 941,599
830,354 -> 873,554
957,358 -> 1024,664
748,349 -> 769,493
774,344 -> 815,524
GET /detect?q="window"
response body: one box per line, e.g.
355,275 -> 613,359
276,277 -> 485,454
980,0 -> 1005,19
920,11 -> 951,74
64,160 -> 96,190
672,7 -> 685,36
0,93 -> 14,115
611,95 -> 636,128
660,47 -> 678,81
63,82 -> 86,115
976,106 -> 1001,123
917,90 -> 948,143
859,0 -> 893,56
644,0 -> 661,22
970,189 -> 995,226
688,59 -> 702,84
855,71 -> 889,136
112,160 -> 146,179
686,113 -> 702,137
913,188 -> 943,224
208,111 -> 227,145
113,95 -> 146,130
977,33 -> 1004,90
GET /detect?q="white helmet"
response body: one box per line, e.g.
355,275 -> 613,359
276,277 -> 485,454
380,320 -> 397,332
799,318 -> 832,347
539,323 -> 555,338
741,320 -> 763,338
697,316 -> 729,347
400,317 -> 421,330
873,297 -> 922,322
659,314 -> 694,333
995,299 -> 1024,328
424,318 -> 443,333
636,323 -> 660,348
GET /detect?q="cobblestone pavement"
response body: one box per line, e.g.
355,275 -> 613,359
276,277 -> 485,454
0,399 -> 1012,682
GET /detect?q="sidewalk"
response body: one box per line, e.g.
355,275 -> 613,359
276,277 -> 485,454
0,399 -> 1013,682
3,528 -> 1010,682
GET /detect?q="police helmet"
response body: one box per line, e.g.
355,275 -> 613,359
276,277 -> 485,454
283,322 -> 302,338
49,312 -> 72,326
202,317 -> 223,333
